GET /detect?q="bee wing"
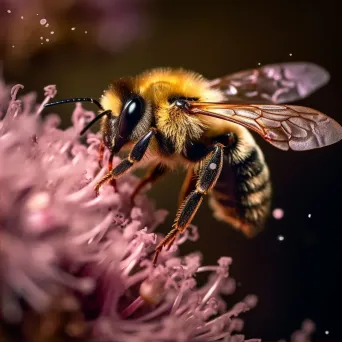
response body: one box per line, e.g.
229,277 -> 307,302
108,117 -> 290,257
209,62 -> 330,104
188,103 -> 342,151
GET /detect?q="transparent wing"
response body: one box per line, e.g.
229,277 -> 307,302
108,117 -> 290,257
188,102 -> 342,151
209,62 -> 330,104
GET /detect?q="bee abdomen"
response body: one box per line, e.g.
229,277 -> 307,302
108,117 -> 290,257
209,145 -> 272,238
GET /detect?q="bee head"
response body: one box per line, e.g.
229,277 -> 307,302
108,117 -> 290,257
101,79 -> 154,154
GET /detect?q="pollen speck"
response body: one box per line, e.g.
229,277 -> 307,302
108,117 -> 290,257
273,208 -> 284,219
40,18 -> 47,25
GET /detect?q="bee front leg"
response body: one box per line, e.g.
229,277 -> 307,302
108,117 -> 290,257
98,140 -> 105,168
152,144 -> 224,265
95,129 -> 157,195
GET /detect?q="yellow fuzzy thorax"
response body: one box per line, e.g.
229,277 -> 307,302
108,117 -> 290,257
100,68 -> 225,152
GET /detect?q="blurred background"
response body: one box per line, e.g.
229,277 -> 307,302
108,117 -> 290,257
1,0 -> 341,340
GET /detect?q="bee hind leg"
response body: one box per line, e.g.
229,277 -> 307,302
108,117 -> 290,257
95,129 -> 157,195
152,144 -> 224,265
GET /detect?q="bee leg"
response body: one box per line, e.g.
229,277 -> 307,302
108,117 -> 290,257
98,140 -> 105,168
95,129 -> 157,195
178,167 -> 196,207
107,152 -> 117,191
152,144 -> 224,265
130,163 -> 168,206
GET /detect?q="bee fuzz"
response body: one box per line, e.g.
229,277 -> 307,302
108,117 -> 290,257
139,278 -> 166,305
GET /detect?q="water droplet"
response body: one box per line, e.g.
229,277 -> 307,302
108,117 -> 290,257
308,213 -> 311,218
209,163 -> 217,170
277,235 -> 284,241
273,208 -> 284,219
71,27 -> 75,31
40,18 -> 47,25
50,31 -> 54,35
7,10 -> 11,14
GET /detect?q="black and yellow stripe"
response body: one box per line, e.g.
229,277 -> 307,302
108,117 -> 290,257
209,143 -> 271,238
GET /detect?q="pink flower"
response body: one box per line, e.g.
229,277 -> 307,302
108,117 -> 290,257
0,78 -> 259,341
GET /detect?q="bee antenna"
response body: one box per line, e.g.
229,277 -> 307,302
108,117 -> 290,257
80,109 -> 112,136
44,98 -> 104,111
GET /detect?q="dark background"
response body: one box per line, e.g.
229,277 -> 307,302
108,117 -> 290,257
1,1 -> 341,340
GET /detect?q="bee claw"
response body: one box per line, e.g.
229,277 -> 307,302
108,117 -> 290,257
152,247 -> 162,266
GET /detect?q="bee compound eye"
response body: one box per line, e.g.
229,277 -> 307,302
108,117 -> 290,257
175,99 -> 191,111
119,96 -> 145,138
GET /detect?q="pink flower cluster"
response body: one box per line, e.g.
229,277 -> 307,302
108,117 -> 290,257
0,80 -> 259,341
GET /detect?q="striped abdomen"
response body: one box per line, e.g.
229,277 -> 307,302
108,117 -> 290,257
209,143 -> 272,238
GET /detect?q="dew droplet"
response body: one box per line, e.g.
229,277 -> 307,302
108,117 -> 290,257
209,163 -> 217,170
273,208 -> 284,219
40,18 -> 47,25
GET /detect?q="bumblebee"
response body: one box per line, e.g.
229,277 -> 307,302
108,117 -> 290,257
45,62 -> 342,264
